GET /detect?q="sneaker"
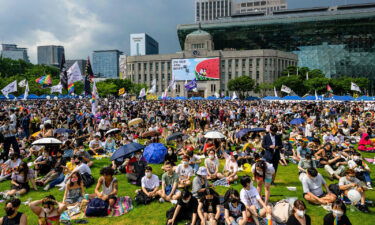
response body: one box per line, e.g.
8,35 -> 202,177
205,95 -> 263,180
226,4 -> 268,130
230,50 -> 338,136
238,166 -> 243,171
159,198 -> 165,203
43,184 -> 50,191
171,200 -> 178,205
58,186 -> 65,191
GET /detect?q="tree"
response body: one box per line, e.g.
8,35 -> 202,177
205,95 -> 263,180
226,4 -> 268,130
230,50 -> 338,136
227,76 -> 255,99
257,82 -> 273,97
303,77 -> 331,95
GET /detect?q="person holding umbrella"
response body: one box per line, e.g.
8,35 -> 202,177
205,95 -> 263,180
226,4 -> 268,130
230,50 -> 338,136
125,151 -> 147,186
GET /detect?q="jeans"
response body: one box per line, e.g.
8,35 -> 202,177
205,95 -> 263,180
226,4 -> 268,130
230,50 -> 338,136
49,173 -> 65,188
362,172 -> 371,183
190,164 -> 199,173
2,136 -> 19,160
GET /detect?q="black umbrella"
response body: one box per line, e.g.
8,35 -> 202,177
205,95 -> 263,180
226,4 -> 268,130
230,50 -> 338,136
166,132 -> 184,141
249,128 -> 266,132
54,128 -> 73,134
111,142 -> 145,161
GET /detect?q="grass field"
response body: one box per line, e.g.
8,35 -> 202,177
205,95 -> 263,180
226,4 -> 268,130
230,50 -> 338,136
1,152 -> 375,225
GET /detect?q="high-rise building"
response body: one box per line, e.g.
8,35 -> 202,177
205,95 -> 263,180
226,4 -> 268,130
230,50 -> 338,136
92,50 -> 123,78
66,60 -> 87,75
37,45 -> 65,67
130,33 -> 159,56
1,44 -> 29,62
195,0 -> 233,22
233,0 -> 287,15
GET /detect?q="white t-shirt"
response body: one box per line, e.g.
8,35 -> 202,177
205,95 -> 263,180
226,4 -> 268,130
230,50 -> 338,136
205,158 -> 219,174
141,174 -> 160,190
175,164 -> 193,178
251,162 -> 275,180
98,119 -> 110,130
305,124 -> 313,137
89,140 -> 102,149
74,163 -> 91,175
301,174 -> 325,196
240,186 -> 261,209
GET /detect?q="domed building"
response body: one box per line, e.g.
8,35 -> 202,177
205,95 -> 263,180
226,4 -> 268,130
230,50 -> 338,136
124,29 -> 297,98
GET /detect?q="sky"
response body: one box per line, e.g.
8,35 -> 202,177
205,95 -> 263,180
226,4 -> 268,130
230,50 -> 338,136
0,0 -> 374,63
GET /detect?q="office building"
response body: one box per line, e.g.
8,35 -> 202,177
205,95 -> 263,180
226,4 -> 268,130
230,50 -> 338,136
1,44 -> 29,62
66,60 -> 87,75
195,0 -> 233,22
92,50 -> 123,78
130,33 -> 159,56
125,29 -> 297,97
37,45 -> 64,67
233,0 -> 287,15
179,3 -> 375,90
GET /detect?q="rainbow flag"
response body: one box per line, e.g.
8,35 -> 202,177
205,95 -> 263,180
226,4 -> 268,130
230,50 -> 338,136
35,75 -> 52,86
68,83 -> 74,94
267,219 -> 272,225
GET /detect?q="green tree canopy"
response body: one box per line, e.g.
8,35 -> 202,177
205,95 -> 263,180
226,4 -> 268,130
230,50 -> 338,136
227,75 -> 255,99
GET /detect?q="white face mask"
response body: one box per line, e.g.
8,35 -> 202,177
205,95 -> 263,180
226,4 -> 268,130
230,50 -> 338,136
145,172 -> 152,178
353,156 -> 359,160
182,198 -> 190,203
256,169 -> 263,174
43,208 -> 52,214
296,210 -> 305,217
183,161 -> 189,166
168,151 -> 173,155
332,210 -> 343,217
209,155 -> 214,159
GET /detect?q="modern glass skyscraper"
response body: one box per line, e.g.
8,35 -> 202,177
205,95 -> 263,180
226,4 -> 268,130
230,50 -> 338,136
130,33 -> 159,56
92,50 -> 123,78
1,44 -> 29,62
37,45 -> 65,67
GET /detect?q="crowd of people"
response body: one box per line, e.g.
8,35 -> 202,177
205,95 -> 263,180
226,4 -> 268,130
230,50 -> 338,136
0,98 -> 374,225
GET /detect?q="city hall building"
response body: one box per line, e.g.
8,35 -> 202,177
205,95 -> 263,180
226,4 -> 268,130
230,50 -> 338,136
124,29 -> 297,97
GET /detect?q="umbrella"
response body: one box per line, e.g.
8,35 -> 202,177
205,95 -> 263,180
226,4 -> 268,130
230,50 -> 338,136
105,128 -> 121,136
32,138 -> 62,145
204,131 -> 226,139
54,128 -> 73,134
142,130 -> 160,138
290,118 -> 305,125
111,142 -> 145,161
166,132 -> 184,141
128,118 -> 143,126
249,128 -> 266,132
235,128 -> 252,138
143,143 -> 168,164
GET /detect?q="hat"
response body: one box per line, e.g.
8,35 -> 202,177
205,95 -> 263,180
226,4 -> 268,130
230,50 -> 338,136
196,167 -> 208,176
307,118 -> 313,123
94,132 -> 101,138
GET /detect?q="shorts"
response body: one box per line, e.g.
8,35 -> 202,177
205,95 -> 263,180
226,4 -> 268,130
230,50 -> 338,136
256,177 -> 272,184
165,185 -> 181,196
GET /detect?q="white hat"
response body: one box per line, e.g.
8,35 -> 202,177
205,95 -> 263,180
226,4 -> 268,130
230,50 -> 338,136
95,132 -> 101,137
196,167 -> 208,176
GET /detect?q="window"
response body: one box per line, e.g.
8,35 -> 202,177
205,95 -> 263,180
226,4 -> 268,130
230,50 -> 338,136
162,73 -> 165,81
150,63 -> 153,71
256,71 -> 260,79
249,59 -> 253,67
156,63 -> 159,71
265,58 -> 268,66
221,60 -> 225,68
161,62 -> 165,70
256,58 -> 260,67
242,59 -> 246,68
235,59 -> 239,67
138,74 -> 141,80
144,74 -> 147,82
143,63 -> 147,70
228,72 -> 232,80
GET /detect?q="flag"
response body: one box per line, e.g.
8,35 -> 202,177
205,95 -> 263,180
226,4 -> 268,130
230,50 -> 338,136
50,83 -> 63,94
91,81 -> 98,114
306,72 -> 309,80
1,80 -> 17,98
35,75 -> 52,86
139,88 -> 146,98
23,81 -> 29,100
274,87 -> 278,97
315,90 -> 319,101
162,89 -> 168,99
327,84 -> 333,93
232,91 -> 238,100
84,57 -> 94,95
19,79 -> 27,87
192,88 -> 198,93
168,76 -> 176,90
60,53 -> 68,90
184,79 -> 197,91
68,83 -> 74,94
118,88 -> 125,95
67,61 -> 83,84
148,79 -> 157,94
351,82 -> 361,92
281,85 -> 292,94
214,92 -> 220,98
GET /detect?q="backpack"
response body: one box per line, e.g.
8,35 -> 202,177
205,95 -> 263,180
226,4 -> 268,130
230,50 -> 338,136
135,190 -> 153,205
81,172 -> 95,188
85,198 -> 109,217
272,200 -> 292,223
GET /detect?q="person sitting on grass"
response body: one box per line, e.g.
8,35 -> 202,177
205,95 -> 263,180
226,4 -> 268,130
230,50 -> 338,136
323,199 -> 352,225
5,162 -> 37,197
157,161 -> 181,204
29,195 -> 67,225
204,150 -> 223,181
74,144 -> 94,167
94,167 -> 118,201
138,166 -> 159,204
63,172 -> 85,206
192,167 -> 210,198
0,198 -> 27,225
239,176 -> 271,225
175,155 -> 193,188
251,160 -> 274,205
0,153 -> 21,182
124,151 -> 147,186
286,200 -> 311,225
338,168 -> 370,213
298,153 -> 316,181
347,152 -> 372,189
222,151 -> 239,183
224,189 -> 247,225
166,190 -> 198,225
302,168 -> 336,205
197,188 -> 221,225
35,166 -> 63,191
88,133 -> 104,155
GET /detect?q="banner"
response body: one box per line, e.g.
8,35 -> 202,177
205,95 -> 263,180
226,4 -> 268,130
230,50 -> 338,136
172,57 -> 220,81
184,79 -> 197,91
274,87 -> 278,97
1,80 -> 17,97
351,82 -> 361,92
232,91 -> 238,100
19,79 -> 27,87
67,61 -> 83,84
50,84 -> 63,94
118,88 -> 125,95
281,85 -> 292,94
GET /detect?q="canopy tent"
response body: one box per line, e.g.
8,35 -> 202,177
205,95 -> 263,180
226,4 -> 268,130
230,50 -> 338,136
17,94 -> 40,100
282,95 -> 303,101
245,96 -> 260,101
206,96 -> 219,100
262,96 -> 281,100
174,96 -> 188,100
356,96 -> 374,101
221,96 -> 231,100
303,95 -> 316,101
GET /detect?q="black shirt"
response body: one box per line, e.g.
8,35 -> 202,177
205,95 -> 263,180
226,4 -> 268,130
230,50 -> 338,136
286,214 -> 311,225
202,197 -> 220,214
2,212 -> 23,225
177,196 -> 198,216
323,213 -> 352,225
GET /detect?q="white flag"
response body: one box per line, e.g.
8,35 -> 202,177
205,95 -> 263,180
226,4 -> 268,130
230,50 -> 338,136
214,92 -> 220,98
50,84 -> 63,94
168,76 -> 176,90
162,89 -> 168,99
19,79 -> 27,87
351,82 -> 361,92
274,87 -> 278,97
306,72 -> 309,80
1,80 -> 17,98
148,79 -> 157,94
281,85 -> 292,94
315,90 -> 319,101
67,62 -> 83,84
91,81 -> 98,115
139,88 -> 146,98
192,88 -> 198,93
232,91 -> 238,100
23,81 -> 29,100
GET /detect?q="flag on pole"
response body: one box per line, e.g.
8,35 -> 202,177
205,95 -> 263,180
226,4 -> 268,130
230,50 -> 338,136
68,83 -> 74,94
351,82 -> 361,92
118,88 -> 125,95
91,81 -> 98,115
35,75 -> 52,86
327,84 -> 333,93
84,57 -> 94,95
1,80 -> 17,98
214,92 -> 220,98
162,89 -> 168,100
306,72 -> 309,80
168,76 -> 176,90
232,91 -> 238,100
274,87 -> 278,97
50,83 -> 63,94
148,79 -> 157,94
139,88 -> 146,98
60,53 -> 68,90
315,90 -> 319,101
23,81 -> 29,100
281,85 -> 292,94
19,79 -> 27,88
67,61 -> 83,84
184,79 -> 197,91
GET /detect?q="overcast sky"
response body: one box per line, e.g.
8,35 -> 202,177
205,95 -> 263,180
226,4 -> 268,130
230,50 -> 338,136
0,0 -> 374,63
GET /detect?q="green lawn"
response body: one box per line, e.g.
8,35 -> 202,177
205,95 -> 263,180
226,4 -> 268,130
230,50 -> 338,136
1,153 -> 375,225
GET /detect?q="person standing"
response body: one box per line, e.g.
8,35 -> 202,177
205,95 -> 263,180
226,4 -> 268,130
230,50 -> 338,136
262,125 -> 282,184
0,117 -> 19,160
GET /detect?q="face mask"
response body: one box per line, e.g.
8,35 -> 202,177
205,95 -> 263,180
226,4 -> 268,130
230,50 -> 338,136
183,161 -> 189,166
348,176 -> 355,181
71,178 -> 78,183
135,154 -> 141,159
332,210 -> 343,217
256,169 -> 263,174
209,155 -> 214,160
296,210 -> 305,217
43,208 -> 52,214
5,208 -> 15,216
182,198 -> 190,203
168,151 -> 173,155
146,172 -> 152,178
79,149 -> 84,152
231,198 -> 238,203
353,156 -> 359,161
